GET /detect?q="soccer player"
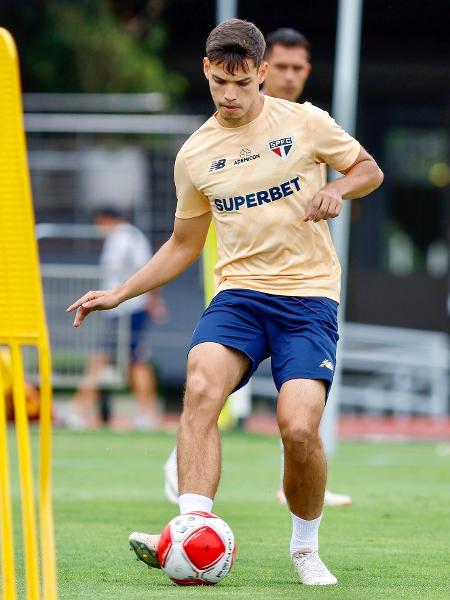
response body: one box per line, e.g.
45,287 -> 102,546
164,26 -> 351,508
68,19 -> 383,585
263,28 -> 352,508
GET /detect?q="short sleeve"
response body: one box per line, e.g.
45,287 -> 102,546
308,105 -> 361,172
174,151 -> 211,219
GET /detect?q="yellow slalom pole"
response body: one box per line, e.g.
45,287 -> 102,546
0,27 -> 58,598
38,343 -> 57,600
0,362 -> 17,600
202,224 -> 236,430
11,344 -> 40,600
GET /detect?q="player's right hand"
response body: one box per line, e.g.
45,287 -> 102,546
66,290 -> 121,328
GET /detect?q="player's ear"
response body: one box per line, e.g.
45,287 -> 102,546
305,62 -> 312,79
203,57 -> 211,80
258,61 -> 269,85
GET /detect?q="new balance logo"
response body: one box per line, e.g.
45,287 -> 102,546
209,158 -> 226,171
320,359 -> 334,371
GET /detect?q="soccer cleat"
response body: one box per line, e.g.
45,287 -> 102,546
129,532 -> 161,569
324,489 -> 352,507
292,550 -> 337,585
276,485 -> 352,507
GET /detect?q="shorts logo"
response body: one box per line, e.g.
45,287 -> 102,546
209,158 -> 227,172
234,148 -> 260,165
320,359 -> 334,371
269,137 -> 293,160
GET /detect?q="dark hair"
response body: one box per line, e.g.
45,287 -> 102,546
265,28 -> 310,59
206,19 -> 266,75
93,207 -> 124,220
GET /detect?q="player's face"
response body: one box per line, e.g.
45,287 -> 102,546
204,58 -> 268,127
264,44 -> 311,102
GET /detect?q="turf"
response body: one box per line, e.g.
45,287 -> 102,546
7,429 -> 450,599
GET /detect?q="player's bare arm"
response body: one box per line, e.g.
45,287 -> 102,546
67,211 -> 212,327
304,146 -> 383,222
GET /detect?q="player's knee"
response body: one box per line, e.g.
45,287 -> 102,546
182,370 -> 222,422
281,422 -> 318,463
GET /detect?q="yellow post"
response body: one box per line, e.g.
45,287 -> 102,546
0,27 -> 58,599
38,344 -> 57,600
0,371 -> 16,600
11,345 -> 40,600
202,224 -> 236,430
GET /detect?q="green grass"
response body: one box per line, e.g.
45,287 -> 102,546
7,429 -> 450,599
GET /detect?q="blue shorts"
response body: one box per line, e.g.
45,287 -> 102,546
189,289 -> 339,397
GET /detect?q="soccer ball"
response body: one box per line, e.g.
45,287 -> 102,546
157,511 -> 236,586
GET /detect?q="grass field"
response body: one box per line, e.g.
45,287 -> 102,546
7,429 -> 450,599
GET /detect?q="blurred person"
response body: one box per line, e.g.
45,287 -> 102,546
65,208 -> 166,430
164,27 -> 351,510
0,347 -> 40,421
68,19 -> 383,586
262,27 -> 311,101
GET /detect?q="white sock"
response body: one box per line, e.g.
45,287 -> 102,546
290,513 -> 322,555
179,493 -> 213,515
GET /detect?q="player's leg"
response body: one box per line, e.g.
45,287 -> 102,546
277,379 -> 326,521
130,342 -> 250,567
177,341 -> 250,504
267,295 -> 339,584
277,378 -> 336,585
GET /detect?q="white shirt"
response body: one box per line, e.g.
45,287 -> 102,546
100,223 -> 152,316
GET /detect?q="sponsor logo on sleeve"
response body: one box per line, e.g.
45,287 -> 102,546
269,137 -> 294,160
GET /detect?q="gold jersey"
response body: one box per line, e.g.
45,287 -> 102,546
174,96 -> 360,302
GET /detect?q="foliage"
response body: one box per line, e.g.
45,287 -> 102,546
2,0 -> 186,99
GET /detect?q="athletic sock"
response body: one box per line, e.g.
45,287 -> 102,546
179,493 -> 213,515
290,512 -> 322,555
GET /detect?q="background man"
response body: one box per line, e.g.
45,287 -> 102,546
68,19 -> 383,586
65,208 -> 166,430
263,27 -> 352,508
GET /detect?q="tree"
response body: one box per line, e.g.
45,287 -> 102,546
2,0 -> 186,100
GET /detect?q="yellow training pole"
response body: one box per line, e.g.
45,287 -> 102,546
11,345 -> 40,600
0,373 -> 17,600
38,343 -> 57,600
0,27 -> 58,599
202,223 -> 218,306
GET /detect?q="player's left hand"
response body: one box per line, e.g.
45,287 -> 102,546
303,187 -> 343,222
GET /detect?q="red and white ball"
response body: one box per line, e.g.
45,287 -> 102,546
157,511 -> 236,586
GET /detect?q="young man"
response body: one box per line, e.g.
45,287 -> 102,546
164,26 -> 351,509
68,19 -> 383,586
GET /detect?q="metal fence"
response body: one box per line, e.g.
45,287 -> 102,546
26,105 -> 450,415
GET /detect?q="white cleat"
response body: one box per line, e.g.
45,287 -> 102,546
164,448 -> 179,504
292,550 -> 337,585
324,489 -> 352,507
129,532 -> 161,569
276,486 -> 352,507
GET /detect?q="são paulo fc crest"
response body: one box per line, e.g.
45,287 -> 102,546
269,136 -> 294,160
